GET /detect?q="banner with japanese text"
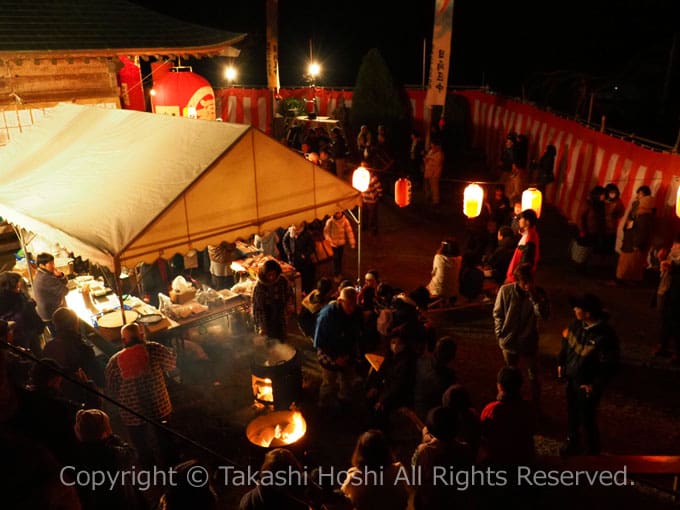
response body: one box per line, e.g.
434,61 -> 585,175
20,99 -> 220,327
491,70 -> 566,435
425,0 -> 454,107
266,0 -> 280,92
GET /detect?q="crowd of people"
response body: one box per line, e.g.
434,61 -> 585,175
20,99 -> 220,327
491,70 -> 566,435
2,121 -> 680,510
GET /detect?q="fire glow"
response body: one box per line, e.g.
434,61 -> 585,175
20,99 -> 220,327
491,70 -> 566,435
246,411 -> 307,448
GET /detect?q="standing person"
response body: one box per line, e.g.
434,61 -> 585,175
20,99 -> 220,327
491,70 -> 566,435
356,125 -> 372,160
282,221 -> 316,294
493,263 -> 550,405
330,127 -> 349,180
579,185 -> 607,267
483,226 -> 517,287
411,406 -> 473,510
423,140 -> 444,208
361,171 -> 383,236
505,209 -> 540,283
655,233 -> 680,362
603,183 -> 625,264
505,163 -> 528,205
42,307 -> 102,389
313,286 -> 363,409
478,366 -> 536,467
105,323 -> 176,467
73,409 -> 146,510
323,210 -> 356,282
0,271 -> 45,355
536,144 -> 556,190
409,130 -> 425,187
616,185 -> 656,284
341,429 -> 410,510
32,252 -> 69,325
207,241 -> 238,290
252,259 -> 294,341
558,293 -> 620,455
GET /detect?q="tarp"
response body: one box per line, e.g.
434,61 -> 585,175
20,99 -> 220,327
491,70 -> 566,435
0,103 -> 361,271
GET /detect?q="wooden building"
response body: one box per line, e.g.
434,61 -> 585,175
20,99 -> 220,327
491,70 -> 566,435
0,0 -> 245,145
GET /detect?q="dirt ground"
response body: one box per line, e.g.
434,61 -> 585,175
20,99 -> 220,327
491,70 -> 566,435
154,159 -> 680,508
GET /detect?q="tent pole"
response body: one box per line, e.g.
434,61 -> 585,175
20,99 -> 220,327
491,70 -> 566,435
113,258 -> 127,327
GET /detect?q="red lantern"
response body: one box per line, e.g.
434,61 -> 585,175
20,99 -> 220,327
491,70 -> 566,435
394,178 -> 412,207
150,70 -> 216,120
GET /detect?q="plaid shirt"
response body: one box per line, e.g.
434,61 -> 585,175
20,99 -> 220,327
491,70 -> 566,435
105,341 -> 176,426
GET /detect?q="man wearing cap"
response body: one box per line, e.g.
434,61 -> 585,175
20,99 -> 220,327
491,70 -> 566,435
558,293 -> 620,455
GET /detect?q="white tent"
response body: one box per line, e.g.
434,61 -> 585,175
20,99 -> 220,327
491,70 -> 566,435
0,103 -> 361,272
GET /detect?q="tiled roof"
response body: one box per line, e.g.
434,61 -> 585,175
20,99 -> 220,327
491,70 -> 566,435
0,0 -> 246,57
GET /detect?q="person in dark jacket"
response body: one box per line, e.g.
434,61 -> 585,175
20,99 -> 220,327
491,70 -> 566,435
0,271 -> 45,355
282,221 -> 316,294
42,306 -> 102,388
252,259 -> 294,341
32,252 -> 69,325
484,226 -> 517,286
558,293 -> 620,455
240,448 -> 318,510
73,409 -> 147,510
366,333 -> 417,429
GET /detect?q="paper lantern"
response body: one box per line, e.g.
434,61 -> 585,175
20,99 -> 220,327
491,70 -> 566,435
150,70 -> 216,120
676,186 -> 680,218
394,178 -> 412,207
463,183 -> 484,218
522,187 -> 543,218
352,166 -> 371,192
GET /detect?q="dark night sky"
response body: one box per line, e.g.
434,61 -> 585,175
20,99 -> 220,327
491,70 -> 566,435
130,0 -> 680,142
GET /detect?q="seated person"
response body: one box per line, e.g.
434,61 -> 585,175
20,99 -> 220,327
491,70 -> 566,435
426,239 -> 462,304
459,253 -> 485,302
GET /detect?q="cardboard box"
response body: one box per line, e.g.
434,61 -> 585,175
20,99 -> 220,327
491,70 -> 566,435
170,287 -> 197,304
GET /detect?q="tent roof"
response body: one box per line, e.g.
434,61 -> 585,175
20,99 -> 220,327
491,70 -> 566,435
0,104 -> 361,270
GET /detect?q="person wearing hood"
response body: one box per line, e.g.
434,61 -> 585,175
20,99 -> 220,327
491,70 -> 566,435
252,259 -> 294,341
426,239 -> 462,305
615,185 -> 656,284
558,293 -> 619,455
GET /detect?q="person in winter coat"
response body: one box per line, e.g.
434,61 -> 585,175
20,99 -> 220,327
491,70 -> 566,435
32,252 -> 69,326
558,293 -> 619,455
493,263 -> 550,405
616,185 -> 656,284
282,221 -> 316,293
323,211 -> 356,281
603,183 -> 625,257
506,209 -> 540,283
426,239 -> 462,304
423,140 -> 444,207
0,271 -> 45,355
252,259 -> 294,340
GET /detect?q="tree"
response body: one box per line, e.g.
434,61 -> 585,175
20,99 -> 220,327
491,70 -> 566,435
350,48 -> 413,168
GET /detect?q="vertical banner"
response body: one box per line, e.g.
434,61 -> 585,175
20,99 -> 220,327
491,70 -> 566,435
425,0 -> 454,107
266,0 -> 280,93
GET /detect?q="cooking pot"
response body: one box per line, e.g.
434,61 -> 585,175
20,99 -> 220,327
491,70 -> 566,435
136,313 -> 164,325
